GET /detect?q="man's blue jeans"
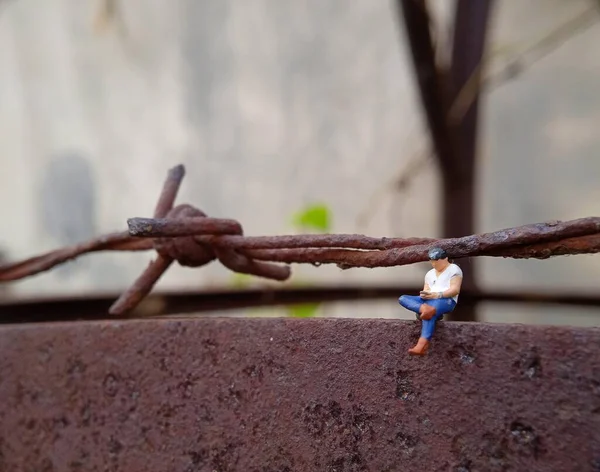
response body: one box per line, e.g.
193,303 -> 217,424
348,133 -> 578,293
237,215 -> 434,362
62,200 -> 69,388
398,295 -> 456,340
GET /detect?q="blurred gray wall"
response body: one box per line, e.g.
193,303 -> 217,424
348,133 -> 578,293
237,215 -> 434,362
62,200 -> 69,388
0,0 -> 598,325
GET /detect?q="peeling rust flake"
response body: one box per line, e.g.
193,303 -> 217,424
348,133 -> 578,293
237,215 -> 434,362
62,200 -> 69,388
0,318 -> 599,471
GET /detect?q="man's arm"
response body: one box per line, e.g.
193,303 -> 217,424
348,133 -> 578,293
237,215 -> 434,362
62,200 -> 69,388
437,276 -> 462,299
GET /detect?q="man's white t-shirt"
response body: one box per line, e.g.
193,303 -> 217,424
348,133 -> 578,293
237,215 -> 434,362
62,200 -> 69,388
424,263 -> 463,303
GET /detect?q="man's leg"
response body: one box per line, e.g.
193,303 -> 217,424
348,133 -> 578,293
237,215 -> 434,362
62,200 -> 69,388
398,295 -> 424,314
420,309 -> 447,339
409,299 -> 456,355
398,295 -> 434,320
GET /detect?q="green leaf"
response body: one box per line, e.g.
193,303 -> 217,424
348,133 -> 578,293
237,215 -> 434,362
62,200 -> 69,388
287,303 -> 320,318
229,272 -> 253,288
291,204 -> 331,232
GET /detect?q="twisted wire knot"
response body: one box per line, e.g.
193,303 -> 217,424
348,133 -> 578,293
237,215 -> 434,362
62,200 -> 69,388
154,204 -> 217,267
138,202 -> 290,281
107,165 -> 291,315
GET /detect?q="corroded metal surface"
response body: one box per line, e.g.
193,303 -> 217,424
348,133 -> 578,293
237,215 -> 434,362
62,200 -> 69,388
1,318 -> 599,471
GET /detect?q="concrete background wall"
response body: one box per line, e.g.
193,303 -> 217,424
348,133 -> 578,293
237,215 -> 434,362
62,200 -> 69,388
0,0 -> 599,325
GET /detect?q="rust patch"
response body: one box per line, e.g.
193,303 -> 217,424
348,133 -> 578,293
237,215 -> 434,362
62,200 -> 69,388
0,318 -> 599,471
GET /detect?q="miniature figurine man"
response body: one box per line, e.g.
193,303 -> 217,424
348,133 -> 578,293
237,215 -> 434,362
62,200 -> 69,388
398,247 -> 463,355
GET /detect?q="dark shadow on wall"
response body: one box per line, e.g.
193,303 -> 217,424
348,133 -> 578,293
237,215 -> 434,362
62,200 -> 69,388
38,152 -> 97,278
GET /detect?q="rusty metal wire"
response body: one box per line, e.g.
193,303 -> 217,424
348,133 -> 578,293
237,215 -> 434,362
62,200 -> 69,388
1,164 -> 599,316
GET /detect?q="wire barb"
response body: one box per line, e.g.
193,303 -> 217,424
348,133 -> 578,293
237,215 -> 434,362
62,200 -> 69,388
1,164 -> 599,316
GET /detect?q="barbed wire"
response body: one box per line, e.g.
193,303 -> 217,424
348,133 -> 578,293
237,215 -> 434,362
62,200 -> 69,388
1,164 -> 599,316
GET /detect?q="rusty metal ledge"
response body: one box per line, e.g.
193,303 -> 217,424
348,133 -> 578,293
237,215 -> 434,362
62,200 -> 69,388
1,317 -> 599,471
